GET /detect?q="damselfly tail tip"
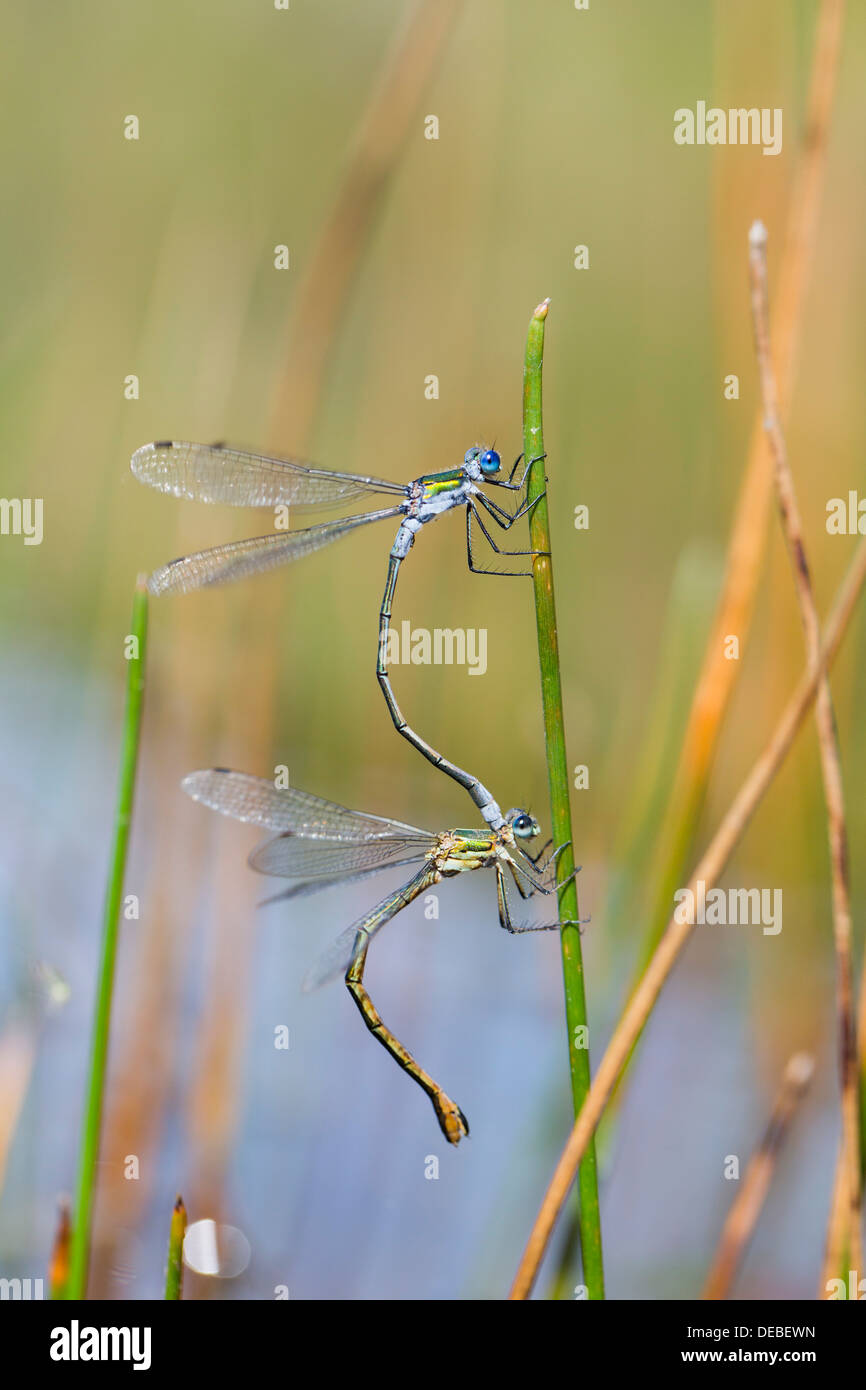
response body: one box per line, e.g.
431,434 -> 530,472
437,1098 -> 470,1145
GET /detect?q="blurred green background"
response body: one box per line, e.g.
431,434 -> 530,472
0,0 -> 864,1298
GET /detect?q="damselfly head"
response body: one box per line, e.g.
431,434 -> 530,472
463,445 -> 501,478
506,808 -> 540,840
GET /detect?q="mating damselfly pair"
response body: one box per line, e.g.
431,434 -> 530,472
133,436 -> 577,1142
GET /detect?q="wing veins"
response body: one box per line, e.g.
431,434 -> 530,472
132,440 -> 407,509
183,769 -> 434,840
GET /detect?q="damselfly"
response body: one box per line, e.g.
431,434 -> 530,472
183,768 -> 577,1144
132,441 -> 545,830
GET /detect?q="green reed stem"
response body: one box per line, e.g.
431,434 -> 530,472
66,579 -> 149,1299
165,1195 -> 187,1300
524,299 -> 604,1299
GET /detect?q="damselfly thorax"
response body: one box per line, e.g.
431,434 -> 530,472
428,823 -> 525,878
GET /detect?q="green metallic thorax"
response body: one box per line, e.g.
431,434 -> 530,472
420,470 -> 466,499
432,830 -> 499,877
452,832 -> 497,854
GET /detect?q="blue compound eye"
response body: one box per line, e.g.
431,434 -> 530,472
513,813 -> 536,839
464,447 -> 481,466
480,449 -> 501,474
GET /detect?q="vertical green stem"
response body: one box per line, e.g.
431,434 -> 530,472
524,299 -> 605,1299
165,1195 -> 187,1300
66,579 -> 149,1299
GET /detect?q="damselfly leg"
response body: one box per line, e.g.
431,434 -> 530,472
483,452 -> 544,492
495,866 -> 563,934
464,458 -> 549,577
466,503 -> 548,576
497,862 -> 584,933
519,837 -> 557,868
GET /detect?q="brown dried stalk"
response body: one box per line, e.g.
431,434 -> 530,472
702,1052 -> 814,1300
638,0 -> 846,977
748,220 -> 862,1288
509,533 -> 866,1299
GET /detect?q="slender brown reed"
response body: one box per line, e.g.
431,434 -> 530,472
747,219 -> 862,1289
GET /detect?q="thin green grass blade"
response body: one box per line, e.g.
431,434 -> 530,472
65,579 -> 149,1299
165,1195 -> 187,1300
524,299 -> 605,1300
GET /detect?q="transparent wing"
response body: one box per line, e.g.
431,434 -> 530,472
147,507 -> 402,596
182,769 -> 434,842
249,834 -> 429,879
131,440 -> 407,509
259,859 -> 425,905
302,865 -> 432,991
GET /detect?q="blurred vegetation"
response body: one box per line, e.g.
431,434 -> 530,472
0,0 -> 864,1298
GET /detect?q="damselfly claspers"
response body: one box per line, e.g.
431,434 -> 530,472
132,441 -> 545,830
183,768 -> 578,1144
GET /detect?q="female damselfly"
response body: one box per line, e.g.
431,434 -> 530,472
132,441 -> 545,830
183,768 -> 577,1143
